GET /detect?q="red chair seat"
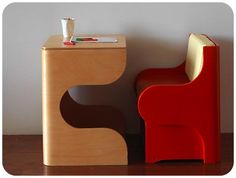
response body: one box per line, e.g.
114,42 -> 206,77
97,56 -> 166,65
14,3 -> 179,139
136,67 -> 190,95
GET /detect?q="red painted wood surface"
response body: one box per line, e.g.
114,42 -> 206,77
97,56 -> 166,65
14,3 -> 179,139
136,37 -> 220,164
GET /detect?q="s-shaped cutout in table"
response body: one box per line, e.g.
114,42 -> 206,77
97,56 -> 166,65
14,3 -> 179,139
42,35 -> 127,166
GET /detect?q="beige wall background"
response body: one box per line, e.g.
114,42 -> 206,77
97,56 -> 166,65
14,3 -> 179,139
3,3 -> 233,134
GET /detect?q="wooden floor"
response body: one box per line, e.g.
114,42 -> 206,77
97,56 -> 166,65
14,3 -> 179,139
2,133 -> 233,175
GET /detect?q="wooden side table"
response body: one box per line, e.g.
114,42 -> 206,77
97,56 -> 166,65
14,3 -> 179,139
42,35 -> 127,165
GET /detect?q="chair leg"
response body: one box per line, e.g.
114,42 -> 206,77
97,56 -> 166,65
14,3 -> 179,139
145,123 -> 158,163
144,123 -> 205,163
202,132 -> 220,164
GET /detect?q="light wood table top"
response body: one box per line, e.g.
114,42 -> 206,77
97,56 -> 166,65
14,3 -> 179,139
42,35 -> 126,50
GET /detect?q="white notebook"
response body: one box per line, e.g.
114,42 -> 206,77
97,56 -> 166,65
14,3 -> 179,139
71,36 -> 118,43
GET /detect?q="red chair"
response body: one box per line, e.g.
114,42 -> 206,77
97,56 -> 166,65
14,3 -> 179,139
136,34 -> 220,164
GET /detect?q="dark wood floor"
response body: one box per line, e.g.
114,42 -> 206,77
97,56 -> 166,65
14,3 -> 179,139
2,133 -> 233,175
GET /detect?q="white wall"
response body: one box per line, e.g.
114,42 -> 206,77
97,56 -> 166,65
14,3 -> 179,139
3,3 -> 233,134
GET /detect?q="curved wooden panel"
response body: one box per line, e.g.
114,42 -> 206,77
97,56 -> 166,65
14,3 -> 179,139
60,91 -> 126,136
42,35 -> 127,165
